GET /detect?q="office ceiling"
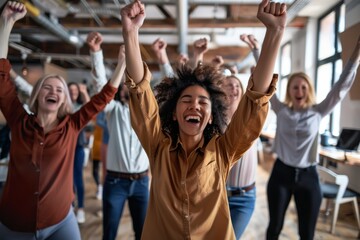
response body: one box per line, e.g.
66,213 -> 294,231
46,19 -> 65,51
5,0 -> 341,71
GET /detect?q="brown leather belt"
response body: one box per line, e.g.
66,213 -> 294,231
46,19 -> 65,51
106,170 -> 148,180
227,182 -> 256,197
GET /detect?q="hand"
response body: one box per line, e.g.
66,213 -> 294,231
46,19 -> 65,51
177,53 -> 189,65
211,55 -> 224,68
152,38 -> 167,54
1,1 -> 27,24
240,34 -> 259,50
193,38 -> 208,55
120,0 -> 146,34
86,32 -> 103,52
78,83 -> 88,94
151,38 -> 170,64
257,0 -> 287,30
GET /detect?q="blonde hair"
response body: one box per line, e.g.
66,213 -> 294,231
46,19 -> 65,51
284,72 -> 316,108
225,75 -> 244,96
29,74 -> 73,118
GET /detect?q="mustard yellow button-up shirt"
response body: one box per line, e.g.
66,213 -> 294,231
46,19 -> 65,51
126,63 -> 277,240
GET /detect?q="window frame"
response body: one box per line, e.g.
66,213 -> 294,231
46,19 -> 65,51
315,0 -> 344,136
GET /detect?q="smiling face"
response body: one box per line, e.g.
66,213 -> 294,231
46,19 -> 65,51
68,84 -> 80,102
288,76 -> 309,110
222,76 -> 243,121
223,76 -> 243,106
37,77 -> 66,114
173,85 -> 213,141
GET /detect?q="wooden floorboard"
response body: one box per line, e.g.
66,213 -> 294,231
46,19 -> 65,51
79,148 -> 360,239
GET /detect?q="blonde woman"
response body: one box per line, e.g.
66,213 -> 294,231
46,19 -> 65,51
0,2 -> 122,239
266,35 -> 360,239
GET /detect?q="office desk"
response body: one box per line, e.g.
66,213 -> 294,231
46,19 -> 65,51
319,147 -> 360,166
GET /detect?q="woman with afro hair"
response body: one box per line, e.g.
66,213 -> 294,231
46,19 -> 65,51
120,0 -> 286,239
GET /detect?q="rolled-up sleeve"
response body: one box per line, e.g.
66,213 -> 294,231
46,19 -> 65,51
220,74 -> 278,166
125,63 -> 161,160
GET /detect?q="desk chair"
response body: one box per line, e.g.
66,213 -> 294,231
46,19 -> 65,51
317,165 -> 360,234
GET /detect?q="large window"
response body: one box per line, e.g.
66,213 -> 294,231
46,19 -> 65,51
279,42 -> 292,101
315,1 -> 345,136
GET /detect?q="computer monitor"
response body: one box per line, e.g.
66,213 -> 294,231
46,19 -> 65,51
336,128 -> 360,151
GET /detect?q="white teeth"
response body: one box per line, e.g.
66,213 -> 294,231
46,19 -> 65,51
185,116 -> 200,121
46,97 -> 57,103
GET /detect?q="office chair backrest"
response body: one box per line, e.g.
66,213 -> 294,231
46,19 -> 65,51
317,165 -> 348,203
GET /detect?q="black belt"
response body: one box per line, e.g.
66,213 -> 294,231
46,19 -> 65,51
227,182 -> 256,197
106,170 -> 148,180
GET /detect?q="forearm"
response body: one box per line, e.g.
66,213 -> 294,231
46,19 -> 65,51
252,27 -> 284,92
12,73 -> 33,96
81,91 -> 90,103
90,50 -> 107,91
109,57 -> 126,88
252,48 -> 260,63
192,53 -> 203,68
157,51 -> 170,65
124,31 -> 143,84
159,63 -> 174,78
0,20 -> 14,58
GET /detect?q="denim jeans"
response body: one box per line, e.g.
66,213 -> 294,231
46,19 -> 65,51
228,187 -> 256,239
0,206 -> 80,240
73,146 -> 85,208
102,174 -> 149,240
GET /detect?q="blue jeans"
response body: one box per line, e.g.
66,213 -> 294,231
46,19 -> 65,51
0,206 -> 80,240
102,174 -> 149,240
228,187 -> 256,239
73,146 -> 85,208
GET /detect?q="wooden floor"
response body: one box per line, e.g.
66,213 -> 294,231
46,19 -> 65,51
79,149 -> 360,240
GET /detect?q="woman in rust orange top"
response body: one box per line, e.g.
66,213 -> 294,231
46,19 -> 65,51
0,2 -> 123,239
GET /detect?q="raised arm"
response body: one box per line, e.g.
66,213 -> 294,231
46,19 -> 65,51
78,83 -> 90,104
211,55 -> 224,70
0,1 -> 27,59
252,0 -> 286,93
240,34 -> 260,62
10,68 -> 33,96
177,53 -> 189,66
191,38 -> 209,67
109,44 -> 126,88
87,31 -> 107,91
315,34 -> 360,116
120,0 -> 145,84
151,37 -> 174,78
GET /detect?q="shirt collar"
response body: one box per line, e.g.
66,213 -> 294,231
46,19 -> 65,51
170,135 -> 206,154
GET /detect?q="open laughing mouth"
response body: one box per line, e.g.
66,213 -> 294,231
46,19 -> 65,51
185,115 -> 201,124
46,96 -> 58,104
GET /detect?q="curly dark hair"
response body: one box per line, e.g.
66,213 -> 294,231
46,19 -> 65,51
154,63 -> 228,143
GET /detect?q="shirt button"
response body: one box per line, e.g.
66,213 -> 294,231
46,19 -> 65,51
34,192 -> 39,195
40,142 -> 44,146
181,181 -> 185,185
